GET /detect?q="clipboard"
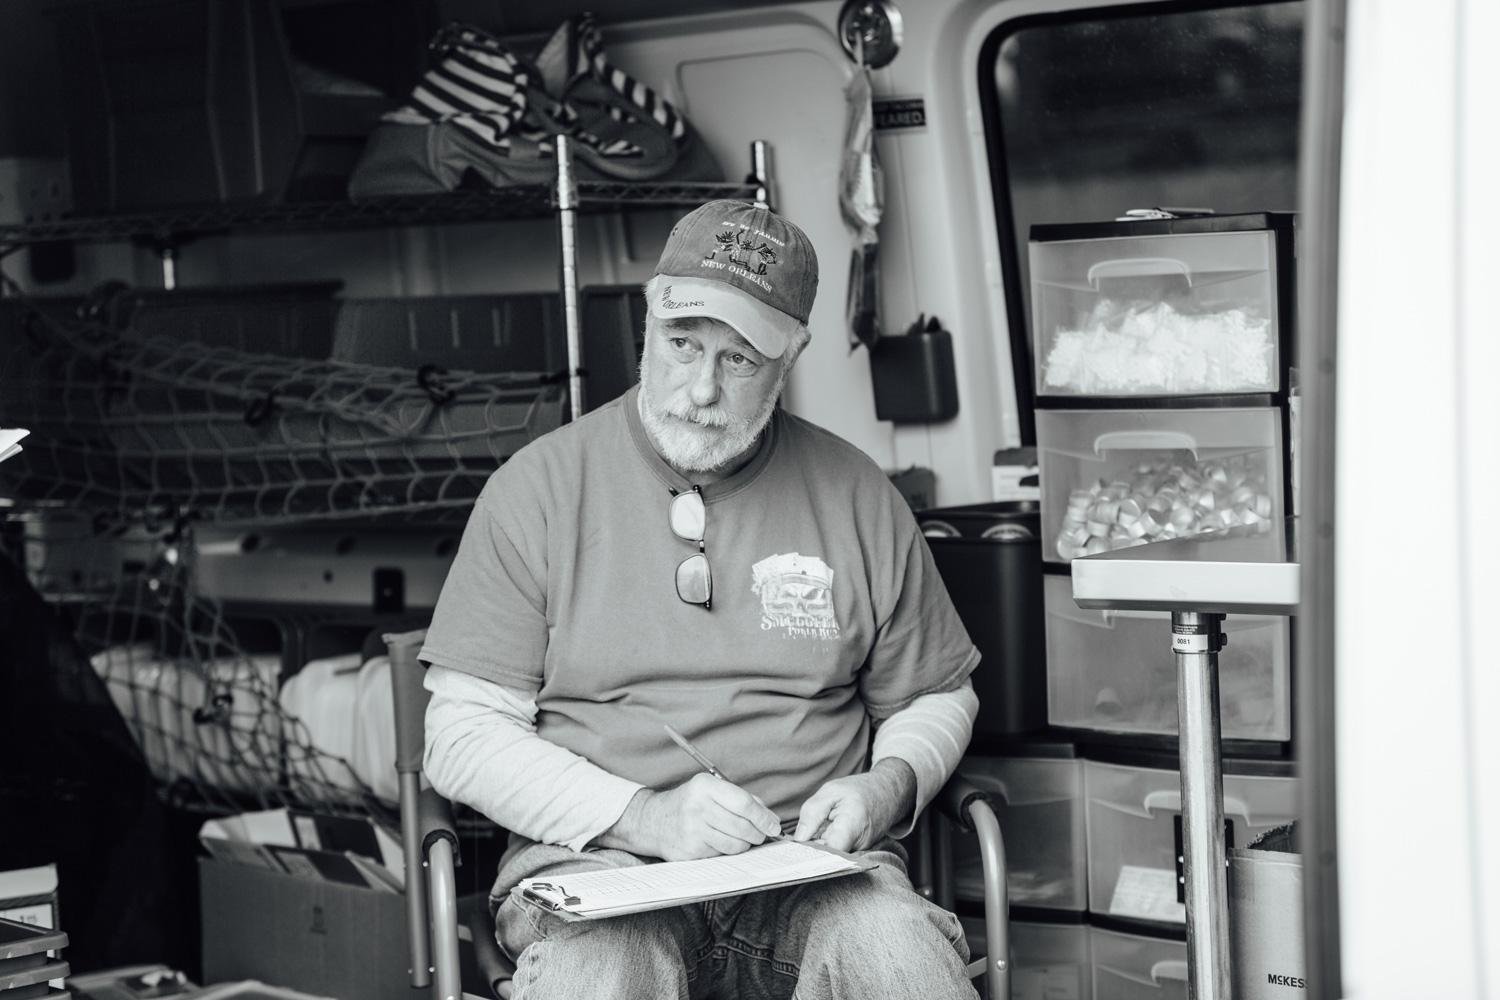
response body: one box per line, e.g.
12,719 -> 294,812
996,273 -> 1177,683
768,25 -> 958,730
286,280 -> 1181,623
513,839 -> 879,922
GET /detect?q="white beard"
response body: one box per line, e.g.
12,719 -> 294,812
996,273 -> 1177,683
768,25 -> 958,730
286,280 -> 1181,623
638,359 -> 787,475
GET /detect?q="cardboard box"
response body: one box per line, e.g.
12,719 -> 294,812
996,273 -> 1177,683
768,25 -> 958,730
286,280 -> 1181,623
1229,847 -> 1308,997
199,858 -> 411,1000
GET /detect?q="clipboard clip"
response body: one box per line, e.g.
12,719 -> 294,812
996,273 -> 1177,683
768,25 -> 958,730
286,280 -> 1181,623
521,881 -> 580,910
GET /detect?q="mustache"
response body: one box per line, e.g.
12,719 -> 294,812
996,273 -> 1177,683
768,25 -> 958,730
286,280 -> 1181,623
662,401 -> 745,429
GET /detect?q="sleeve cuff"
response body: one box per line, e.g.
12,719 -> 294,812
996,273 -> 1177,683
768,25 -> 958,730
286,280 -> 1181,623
562,776 -> 646,854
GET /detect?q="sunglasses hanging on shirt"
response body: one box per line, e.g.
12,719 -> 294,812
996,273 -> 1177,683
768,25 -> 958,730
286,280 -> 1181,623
669,486 -> 712,609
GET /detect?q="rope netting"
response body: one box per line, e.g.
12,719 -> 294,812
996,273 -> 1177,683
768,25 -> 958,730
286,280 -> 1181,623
1,283 -> 567,818
3,517 -> 395,818
0,285 -> 565,526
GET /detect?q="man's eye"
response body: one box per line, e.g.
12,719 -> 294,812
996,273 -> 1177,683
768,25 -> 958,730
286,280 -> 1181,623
669,337 -> 691,350
728,353 -> 757,369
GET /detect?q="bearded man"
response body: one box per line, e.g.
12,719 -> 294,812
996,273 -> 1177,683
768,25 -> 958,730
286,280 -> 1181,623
419,200 -> 982,1000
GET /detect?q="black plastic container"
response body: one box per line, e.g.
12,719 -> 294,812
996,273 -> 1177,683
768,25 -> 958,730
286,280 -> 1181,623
869,326 -> 960,423
916,501 -> 1046,739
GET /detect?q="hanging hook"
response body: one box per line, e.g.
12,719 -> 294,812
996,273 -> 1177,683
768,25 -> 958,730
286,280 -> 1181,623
837,0 -> 903,70
416,364 -> 457,405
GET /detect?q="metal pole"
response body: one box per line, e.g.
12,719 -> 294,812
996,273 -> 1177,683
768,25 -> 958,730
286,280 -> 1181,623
1173,610 -> 1231,1000
555,135 -> 584,420
160,245 -> 177,290
398,771 -> 433,989
750,140 -> 773,209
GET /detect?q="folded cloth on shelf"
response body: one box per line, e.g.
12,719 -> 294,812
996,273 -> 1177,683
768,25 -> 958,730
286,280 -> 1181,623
531,13 -> 720,182
348,16 -> 720,198
349,23 -> 556,198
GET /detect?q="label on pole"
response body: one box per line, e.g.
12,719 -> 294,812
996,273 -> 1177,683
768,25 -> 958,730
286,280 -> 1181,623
1172,622 -> 1212,653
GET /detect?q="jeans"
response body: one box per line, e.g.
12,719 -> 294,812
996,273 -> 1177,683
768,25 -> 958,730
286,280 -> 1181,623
491,837 -> 978,1000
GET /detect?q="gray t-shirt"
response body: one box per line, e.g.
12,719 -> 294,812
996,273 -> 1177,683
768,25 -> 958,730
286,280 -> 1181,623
421,385 -> 979,820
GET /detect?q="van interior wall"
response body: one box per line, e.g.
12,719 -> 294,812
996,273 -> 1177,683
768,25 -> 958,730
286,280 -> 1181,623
18,0 -> 1031,507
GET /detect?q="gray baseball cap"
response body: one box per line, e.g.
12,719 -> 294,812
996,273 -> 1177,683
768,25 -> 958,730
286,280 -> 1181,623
650,200 -> 819,359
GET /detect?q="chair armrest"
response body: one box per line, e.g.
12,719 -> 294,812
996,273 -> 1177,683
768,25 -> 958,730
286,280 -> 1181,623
935,774 -> 988,834
418,785 -> 460,863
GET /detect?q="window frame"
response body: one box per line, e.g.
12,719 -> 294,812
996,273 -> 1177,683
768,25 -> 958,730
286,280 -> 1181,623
974,0 -> 1303,445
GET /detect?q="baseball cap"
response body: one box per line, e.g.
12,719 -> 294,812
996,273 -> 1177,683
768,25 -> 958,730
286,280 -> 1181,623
650,200 -> 819,359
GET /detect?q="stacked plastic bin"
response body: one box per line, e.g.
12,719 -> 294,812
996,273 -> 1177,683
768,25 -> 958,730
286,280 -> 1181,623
1029,213 -> 1298,997
0,917 -> 69,999
1029,212 -> 1297,749
949,740 -> 1094,998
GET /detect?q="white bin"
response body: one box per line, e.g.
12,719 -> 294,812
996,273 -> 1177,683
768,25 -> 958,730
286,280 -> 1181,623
1044,573 -> 1290,741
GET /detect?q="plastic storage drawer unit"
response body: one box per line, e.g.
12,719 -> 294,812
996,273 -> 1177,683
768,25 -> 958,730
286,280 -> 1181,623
1030,219 -> 1289,399
1038,407 -> 1284,563
1089,924 -> 1188,1000
1043,573 -> 1290,741
962,914 -> 1092,1000
951,751 -> 1087,911
1084,757 -> 1297,927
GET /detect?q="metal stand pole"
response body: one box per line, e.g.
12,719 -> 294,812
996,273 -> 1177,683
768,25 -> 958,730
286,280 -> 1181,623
160,245 -> 177,290
1172,610 -> 1231,1000
750,140 -> 773,209
555,135 -> 584,420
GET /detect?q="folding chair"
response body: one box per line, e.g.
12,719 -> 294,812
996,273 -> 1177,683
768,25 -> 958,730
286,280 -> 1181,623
386,629 -> 1010,999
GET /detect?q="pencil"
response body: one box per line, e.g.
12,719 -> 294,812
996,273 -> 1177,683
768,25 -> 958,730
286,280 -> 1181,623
663,724 -> 727,781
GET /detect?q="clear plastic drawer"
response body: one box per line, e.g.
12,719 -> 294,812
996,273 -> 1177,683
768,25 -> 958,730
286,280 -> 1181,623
1089,925 -> 1188,1000
1044,574 -> 1290,740
1031,230 -> 1281,397
963,916 -> 1092,1000
951,754 -> 1087,911
1038,407 -> 1283,564
1084,759 -> 1297,927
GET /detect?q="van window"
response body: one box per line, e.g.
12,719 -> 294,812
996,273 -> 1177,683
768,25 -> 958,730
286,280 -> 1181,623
981,2 -> 1303,438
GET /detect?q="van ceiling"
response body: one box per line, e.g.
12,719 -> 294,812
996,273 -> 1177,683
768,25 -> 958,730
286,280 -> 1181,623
439,0 -> 806,33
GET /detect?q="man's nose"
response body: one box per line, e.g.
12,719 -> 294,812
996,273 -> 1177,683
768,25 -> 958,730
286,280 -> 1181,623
687,354 -> 720,407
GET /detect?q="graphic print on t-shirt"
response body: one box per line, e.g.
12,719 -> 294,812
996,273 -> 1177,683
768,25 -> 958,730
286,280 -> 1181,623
751,553 -> 840,640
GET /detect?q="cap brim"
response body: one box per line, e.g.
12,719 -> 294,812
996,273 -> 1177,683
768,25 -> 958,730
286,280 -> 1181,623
649,275 -> 798,360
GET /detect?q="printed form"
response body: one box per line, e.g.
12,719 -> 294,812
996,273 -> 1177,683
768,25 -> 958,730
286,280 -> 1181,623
518,840 -> 870,918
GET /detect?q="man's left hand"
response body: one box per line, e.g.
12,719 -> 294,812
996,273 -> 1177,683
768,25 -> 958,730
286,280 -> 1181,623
792,758 -> 917,853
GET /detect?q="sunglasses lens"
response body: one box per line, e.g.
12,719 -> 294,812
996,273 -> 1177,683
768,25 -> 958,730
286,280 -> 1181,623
669,490 -> 706,541
676,552 -> 712,606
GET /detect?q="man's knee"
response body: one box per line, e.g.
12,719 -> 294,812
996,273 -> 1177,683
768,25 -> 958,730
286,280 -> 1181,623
801,870 -> 967,960
510,908 -> 699,998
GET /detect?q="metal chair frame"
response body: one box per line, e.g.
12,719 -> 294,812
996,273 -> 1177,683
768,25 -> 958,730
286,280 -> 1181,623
386,629 -> 1010,999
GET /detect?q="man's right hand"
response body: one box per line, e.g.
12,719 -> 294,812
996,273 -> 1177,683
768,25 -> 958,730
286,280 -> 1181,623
596,773 -> 782,860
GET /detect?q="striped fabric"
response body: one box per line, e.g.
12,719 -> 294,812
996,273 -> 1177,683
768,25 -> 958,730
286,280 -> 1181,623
870,682 -> 980,834
385,24 -> 533,153
385,17 -> 692,168
575,14 -> 687,145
